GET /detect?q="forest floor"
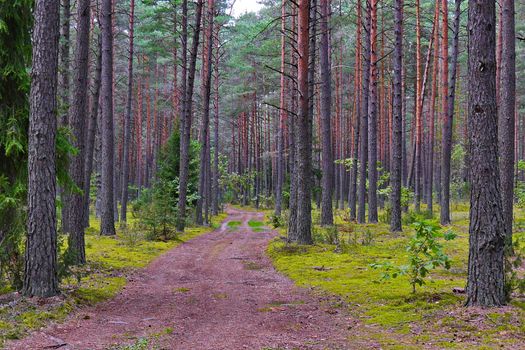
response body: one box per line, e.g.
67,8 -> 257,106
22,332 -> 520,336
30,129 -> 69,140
4,206 -> 525,349
267,204 -> 525,349
5,207 -> 356,350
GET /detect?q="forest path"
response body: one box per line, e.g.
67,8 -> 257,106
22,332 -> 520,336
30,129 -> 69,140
7,207 -> 356,350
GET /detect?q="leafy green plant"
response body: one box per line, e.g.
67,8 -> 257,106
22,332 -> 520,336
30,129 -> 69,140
402,209 -> 433,226
269,213 -> 284,228
120,223 -> 145,248
312,225 -> 340,246
371,220 -> 457,293
379,186 -> 414,224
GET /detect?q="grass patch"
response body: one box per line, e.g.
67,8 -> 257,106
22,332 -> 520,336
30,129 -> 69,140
248,220 -> 264,228
227,221 -> 242,229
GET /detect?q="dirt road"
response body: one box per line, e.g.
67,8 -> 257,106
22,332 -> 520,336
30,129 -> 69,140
8,208 -> 352,349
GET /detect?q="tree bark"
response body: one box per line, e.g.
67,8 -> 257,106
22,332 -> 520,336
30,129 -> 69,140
99,0 -> 116,236
23,0 -> 60,297
357,0 -> 371,224
83,33 -> 102,230
440,0 -> 451,225
212,22 -> 221,216
66,0 -> 91,264
465,0 -> 506,307
177,0 -> 204,231
319,0 -> 333,226
120,0 -> 135,223
498,0 -> 515,249
289,0 -> 312,244
349,0 -> 362,221
59,0 -> 71,234
196,0 -> 215,225
427,0 -> 440,214
390,0 -> 403,233
414,0 -> 422,212
368,0 -> 378,223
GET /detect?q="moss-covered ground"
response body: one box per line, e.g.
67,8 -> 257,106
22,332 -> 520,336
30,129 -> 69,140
267,204 -> 525,349
0,212 -> 226,347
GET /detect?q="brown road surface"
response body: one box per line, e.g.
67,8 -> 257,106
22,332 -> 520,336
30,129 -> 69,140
7,207 -> 354,350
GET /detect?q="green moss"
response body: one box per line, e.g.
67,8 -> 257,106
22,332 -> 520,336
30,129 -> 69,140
248,220 -> 264,228
72,276 -> 126,306
18,303 -> 72,330
227,221 -> 241,229
268,207 -> 525,348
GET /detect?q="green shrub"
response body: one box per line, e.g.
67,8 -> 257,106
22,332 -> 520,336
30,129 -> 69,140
371,220 -> 457,293
269,213 -> 284,228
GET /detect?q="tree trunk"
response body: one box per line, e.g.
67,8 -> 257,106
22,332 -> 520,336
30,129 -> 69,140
177,0 -> 203,231
66,0 -> 91,264
99,0 -> 116,236
349,0 -> 362,221
196,0 -> 215,225
357,0 -> 371,224
289,0 -> 312,244
498,0 -> 515,249
390,0 -> 403,233
414,0 -> 422,212
287,3 -> 298,239
466,0 -> 506,307
212,22 -> 221,216
440,0 -> 451,225
59,0 -> 71,234
368,0 -> 378,223
120,0 -> 135,223
308,0 -> 317,215
23,0 -> 60,297
427,0 -> 440,214
319,0 -> 333,226
83,33 -> 102,230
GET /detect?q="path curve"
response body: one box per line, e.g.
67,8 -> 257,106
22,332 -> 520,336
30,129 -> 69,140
8,208 -> 352,349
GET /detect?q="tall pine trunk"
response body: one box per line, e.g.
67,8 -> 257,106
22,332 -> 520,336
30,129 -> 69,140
368,0 -> 378,222
66,0 -> 91,263
390,0 -> 403,233
196,0 -> 215,225
99,0 -> 116,236
319,0 -> 333,226
212,22 -> 221,216
357,0 -> 371,224
349,0 -> 362,221
83,33 -> 102,230
59,0 -> 71,233
120,0 -> 135,223
498,0 -> 515,248
23,0 -> 60,297
177,0 -> 203,231
440,0 -> 451,225
466,0 -> 506,307
289,0 -> 312,244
